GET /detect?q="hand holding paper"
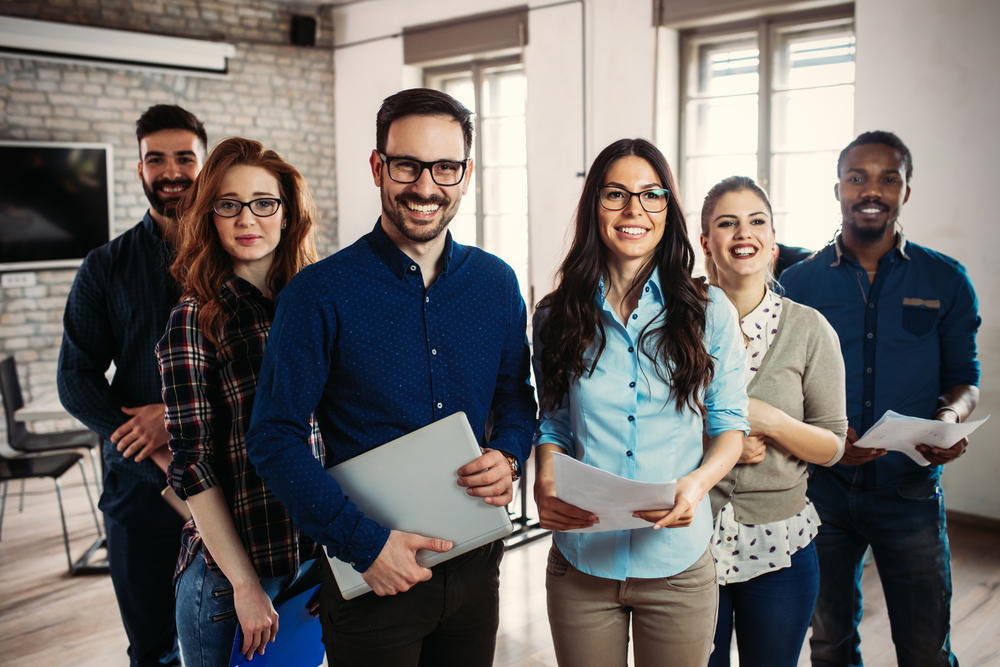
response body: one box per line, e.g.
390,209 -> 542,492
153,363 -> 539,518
853,410 -> 989,466
552,452 -> 676,533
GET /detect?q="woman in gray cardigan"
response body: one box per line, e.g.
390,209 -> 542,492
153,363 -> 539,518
699,176 -> 849,667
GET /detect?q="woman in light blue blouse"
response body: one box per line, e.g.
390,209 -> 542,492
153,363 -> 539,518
532,138 -> 748,667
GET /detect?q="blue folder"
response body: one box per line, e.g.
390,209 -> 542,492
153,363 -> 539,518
228,584 -> 324,667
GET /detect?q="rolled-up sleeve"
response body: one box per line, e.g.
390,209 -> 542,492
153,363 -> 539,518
157,301 -> 219,501
703,288 -> 750,438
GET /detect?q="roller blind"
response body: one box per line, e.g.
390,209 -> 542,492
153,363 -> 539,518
403,6 -> 528,65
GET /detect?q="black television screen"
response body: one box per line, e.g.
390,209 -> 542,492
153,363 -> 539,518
0,141 -> 114,272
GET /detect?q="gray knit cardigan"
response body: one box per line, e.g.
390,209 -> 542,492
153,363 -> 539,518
709,297 -> 849,524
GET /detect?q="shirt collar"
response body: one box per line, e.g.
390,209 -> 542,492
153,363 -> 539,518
830,230 -> 910,267
368,218 -> 456,280
221,274 -> 266,301
596,268 -> 664,306
142,211 -> 167,245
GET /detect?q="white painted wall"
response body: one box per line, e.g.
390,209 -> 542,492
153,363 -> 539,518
333,0 -> 1000,520
854,0 -> 1000,520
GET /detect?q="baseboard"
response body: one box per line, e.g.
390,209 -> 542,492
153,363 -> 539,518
946,509 -> 1000,531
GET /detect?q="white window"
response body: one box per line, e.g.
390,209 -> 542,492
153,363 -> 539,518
426,57 -> 530,306
680,9 -> 855,251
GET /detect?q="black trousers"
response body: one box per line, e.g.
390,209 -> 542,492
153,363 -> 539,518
320,539 -> 505,667
101,470 -> 186,667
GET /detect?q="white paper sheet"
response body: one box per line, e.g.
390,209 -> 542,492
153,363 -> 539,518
552,452 -> 676,533
853,410 -> 990,466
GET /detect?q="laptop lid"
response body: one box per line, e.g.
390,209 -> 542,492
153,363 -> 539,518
325,411 -> 513,599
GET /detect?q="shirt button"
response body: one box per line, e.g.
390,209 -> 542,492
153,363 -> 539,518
626,451 -> 633,457
628,346 -> 634,353
627,415 -> 634,422
425,296 -> 430,303
726,537 -> 733,542
629,382 -> 636,388
410,265 -> 417,272
350,562 -> 355,567
867,332 -> 873,339
431,349 -> 437,355
645,286 -> 650,292
869,302 -> 875,309
865,401 -> 872,407
866,367 -> 873,374
436,402 -> 443,409
632,314 -> 638,320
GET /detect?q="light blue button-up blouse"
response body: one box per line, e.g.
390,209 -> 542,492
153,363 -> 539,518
533,274 -> 748,581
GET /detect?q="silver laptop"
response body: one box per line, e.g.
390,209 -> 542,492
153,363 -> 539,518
325,412 -> 513,599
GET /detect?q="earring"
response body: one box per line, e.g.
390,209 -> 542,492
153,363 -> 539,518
281,223 -> 287,229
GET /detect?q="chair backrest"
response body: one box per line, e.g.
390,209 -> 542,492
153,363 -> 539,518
0,356 -> 29,447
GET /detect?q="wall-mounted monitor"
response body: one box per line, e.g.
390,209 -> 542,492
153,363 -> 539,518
0,141 -> 115,272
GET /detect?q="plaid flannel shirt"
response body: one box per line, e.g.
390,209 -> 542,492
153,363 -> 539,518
158,275 -> 325,581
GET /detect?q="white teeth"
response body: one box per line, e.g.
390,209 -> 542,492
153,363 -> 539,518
860,208 -> 881,214
732,247 -> 756,256
407,202 -> 439,213
618,227 -> 646,236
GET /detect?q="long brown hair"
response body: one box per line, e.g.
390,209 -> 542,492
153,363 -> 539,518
537,138 -> 714,416
171,137 -> 318,347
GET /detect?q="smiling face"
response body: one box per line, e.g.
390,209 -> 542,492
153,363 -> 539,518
701,189 -> 775,287
138,128 -> 204,219
370,114 -> 472,247
213,165 -> 285,279
836,143 -> 911,246
597,156 -> 667,268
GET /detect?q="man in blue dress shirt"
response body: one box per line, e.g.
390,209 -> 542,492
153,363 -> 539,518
246,88 -> 536,666
58,105 -> 207,667
781,131 -> 980,667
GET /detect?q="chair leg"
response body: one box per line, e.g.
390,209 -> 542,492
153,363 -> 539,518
0,481 -> 7,541
77,460 -> 102,538
89,448 -> 103,495
54,478 -> 74,573
18,478 -> 25,512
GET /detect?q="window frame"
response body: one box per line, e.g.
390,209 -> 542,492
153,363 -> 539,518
678,6 -> 855,205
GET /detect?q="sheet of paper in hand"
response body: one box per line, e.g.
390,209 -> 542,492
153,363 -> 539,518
853,410 -> 990,466
552,451 -> 676,533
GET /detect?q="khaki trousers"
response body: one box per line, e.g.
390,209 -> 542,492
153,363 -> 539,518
546,542 -> 718,667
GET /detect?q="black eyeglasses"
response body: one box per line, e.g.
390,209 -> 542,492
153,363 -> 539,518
379,152 -> 469,186
213,198 -> 283,218
599,187 -> 670,213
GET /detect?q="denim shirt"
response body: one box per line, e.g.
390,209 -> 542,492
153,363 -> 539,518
534,276 -> 748,580
780,234 -> 980,488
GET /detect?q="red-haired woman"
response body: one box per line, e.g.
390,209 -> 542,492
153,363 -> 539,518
156,137 -> 322,666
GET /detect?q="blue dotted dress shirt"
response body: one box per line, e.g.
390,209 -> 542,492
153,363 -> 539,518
246,220 -> 536,572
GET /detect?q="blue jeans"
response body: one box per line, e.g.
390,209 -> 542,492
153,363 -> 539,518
808,468 -> 957,667
103,471 -> 186,667
175,551 -> 320,667
708,540 -> 819,667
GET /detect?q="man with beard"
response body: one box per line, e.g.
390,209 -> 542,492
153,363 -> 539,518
58,105 -> 206,667
780,131 -> 980,667
245,88 -> 535,666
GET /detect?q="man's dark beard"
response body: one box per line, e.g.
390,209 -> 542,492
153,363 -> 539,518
845,202 -> 897,245
142,178 -> 191,218
382,190 -> 454,244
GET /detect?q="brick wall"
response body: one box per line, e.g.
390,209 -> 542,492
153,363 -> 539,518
0,1 -> 338,442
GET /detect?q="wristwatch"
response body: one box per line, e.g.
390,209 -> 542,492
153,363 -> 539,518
498,450 -> 521,483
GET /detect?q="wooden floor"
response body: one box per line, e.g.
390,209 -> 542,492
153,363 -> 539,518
2,463 -> 998,667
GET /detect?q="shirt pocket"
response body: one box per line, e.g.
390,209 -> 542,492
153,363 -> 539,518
901,298 -> 940,337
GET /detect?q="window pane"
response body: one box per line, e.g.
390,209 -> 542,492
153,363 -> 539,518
683,154 -> 758,219
777,33 -> 856,89
770,151 -> 841,250
482,70 -> 526,117
442,77 -> 476,113
483,166 -> 527,216
481,117 -> 527,166
685,95 -> 758,156
484,213 -> 529,305
696,43 -> 759,95
771,86 -> 855,152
